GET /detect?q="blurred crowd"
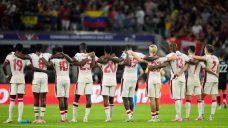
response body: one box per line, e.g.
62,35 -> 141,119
0,0 -> 227,43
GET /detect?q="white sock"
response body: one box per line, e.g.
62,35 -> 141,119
211,100 -> 217,115
197,100 -> 202,117
104,106 -> 110,120
185,101 -> 191,118
34,106 -> 39,120
84,107 -> 91,119
175,100 -> 181,118
72,102 -> 78,120
40,107 -> 46,119
151,110 -> 156,119
8,98 -> 15,121
60,110 -> 65,120
202,100 -> 204,115
109,104 -> 114,120
156,110 -> 159,119
126,109 -> 132,119
18,98 -> 24,121
65,110 -> 68,119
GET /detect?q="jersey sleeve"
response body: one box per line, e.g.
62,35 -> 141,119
4,54 -> 11,64
74,53 -> 81,61
159,57 -> 168,63
199,61 -> 206,68
182,53 -> 190,62
44,53 -> 52,60
25,60 -> 31,66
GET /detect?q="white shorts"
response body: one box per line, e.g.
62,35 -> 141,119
101,86 -> 116,97
146,82 -> 161,98
75,82 -> 93,95
55,79 -> 70,98
10,83 -> 25,95
186,82 -> 201,96
121,79 -> 137,98
32,78 -> 48,93
170,80 -> 185,100
203,82 -> 218,95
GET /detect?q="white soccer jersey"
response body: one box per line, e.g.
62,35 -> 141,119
121,52 -> 145,82
4,52 -> 30,84
148,57 -> 167,84
51,58 -> 70,80
100,60 -> 118,86
187,60 -> 204,84
74,53 -> 97,83
166,51 -> 190,82
29,53 -> 51,79
202,54 -> 219,82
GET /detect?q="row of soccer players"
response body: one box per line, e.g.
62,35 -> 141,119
3,42 -> 219,123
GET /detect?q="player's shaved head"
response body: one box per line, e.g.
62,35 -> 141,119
104,45 -> 112,54
36,44 -> 43,52
149,44 -> 158,53
188,46 -> 195,53
56,47 -> 63,52
205,44 -> 214,53
80,42 -> 87,52
169,43 -> 177,52
15,43 -> 23,52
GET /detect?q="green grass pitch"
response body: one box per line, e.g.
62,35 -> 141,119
0,104 -> 227,128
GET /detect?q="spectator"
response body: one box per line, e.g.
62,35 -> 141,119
191,20 -> 203,37
70,3 -> 81,31
59,5 -> 71,31
135,6 -> 145,32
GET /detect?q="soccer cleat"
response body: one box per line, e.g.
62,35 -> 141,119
195,116 -> 203,121
172,118 -> 182,122
148,118 -> 157,122
3,119 -> 12,123
156,117 -> 160,122
105,119 -> 111,122
183,117 -> 190,121
32,120 -> 39,123
126,117 -> 134,122
209,114 -> 214,121
70,119 -> 77,122
83,117 -> 88,123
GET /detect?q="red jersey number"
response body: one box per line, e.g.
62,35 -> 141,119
176,57 -> 184,68
38,58 -> 45,69
13,59 -> 23,71
59,60 -> 68,71
211,60 -> 217,72
104,61 -> 116,73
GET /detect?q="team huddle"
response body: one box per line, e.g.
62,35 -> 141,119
3,42 -> 222,123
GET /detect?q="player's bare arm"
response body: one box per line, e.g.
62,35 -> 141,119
2,61 -> 12,81
14,52 -> 31,60
97,56 -> 109,64
59,52 -> 74,63
191,55 -> 206,62
28,63 -> 48,74
147,62 -> 168,71
143,56 -> 159,62
203,67 -> 219,78
128,50 -> 148,63
174,63 -> 189,78
42,57 -> 53,67
89,52 -> 96,68
166,54 -> 177,62
105,55 -> 123,63
121,52 -> 131,66
72,58 -> 90,66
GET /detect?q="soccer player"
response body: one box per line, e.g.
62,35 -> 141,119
217,54 -> 227,109
191,44 -> 219,120
183,46 -> 205,121
3,44 -> 47,123
120,45 -> 147,122
15,44 -> 52,123
71,43 -> 96,123
97,45 -> 123,122
45,47 -> 71,122
165,43 -> 190,121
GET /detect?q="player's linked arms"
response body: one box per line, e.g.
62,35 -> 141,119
148,62 -> 168,71
59,52 -> 74,63
203,67 -> 219,78
14,53 -> 31,60
190,55 -> 206,62
97,56 -> 109,64
72,58 -> 90,66
105,55 -> 123,63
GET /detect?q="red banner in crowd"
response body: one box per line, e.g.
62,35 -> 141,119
0,83 -> 227,104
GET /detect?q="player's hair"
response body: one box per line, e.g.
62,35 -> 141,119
104,45 -> 112,54
188,46 -> 195,53
125,44 -> 132,50
56,47 -> 63,52
169,43 -> 177,52
15,43 -> 23,52
205,44 -> 214,53
149,44 -> 158,53
80,42 -> 87,51
35,44 -> 43,52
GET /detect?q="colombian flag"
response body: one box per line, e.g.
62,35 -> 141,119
83,11 -> 107,28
